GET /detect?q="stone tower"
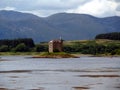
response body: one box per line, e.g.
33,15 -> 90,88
49,39 -> 63,53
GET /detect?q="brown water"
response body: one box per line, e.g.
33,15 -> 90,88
0,56 -> 120,90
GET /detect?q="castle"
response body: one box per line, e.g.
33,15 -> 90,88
48,38 -> 63,52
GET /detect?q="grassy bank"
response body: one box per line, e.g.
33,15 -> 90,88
0,52 -> 120,57
0,52 -> 41,56
32,52 -> 79,58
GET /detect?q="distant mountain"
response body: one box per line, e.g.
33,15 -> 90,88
45,13 -> 120,40
0,10 -> 120,42
0,10 -> 40,20
0,10 -> 63,42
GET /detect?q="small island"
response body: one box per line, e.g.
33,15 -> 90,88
32,38 -> 79,58
32,52 -> 79,58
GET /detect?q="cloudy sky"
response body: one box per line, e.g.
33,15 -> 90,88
0,0 -> 120,17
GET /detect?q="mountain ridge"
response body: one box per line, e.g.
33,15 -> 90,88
0,10 -> 120,42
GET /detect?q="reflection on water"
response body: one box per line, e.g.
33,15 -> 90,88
0,56 -> 120,90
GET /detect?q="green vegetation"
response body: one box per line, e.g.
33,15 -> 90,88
12,43 -> 30,52
34,44 -> 48,52
0,38 -> 35,53
0,52 -> 43,56
0,38 -> 35,48
63,39 -> 120,56
33,52 -> 78,58
0,38 -> 120,56
95,32 -> 120,40
0,45 -> 9,52
0,38 -> 48,55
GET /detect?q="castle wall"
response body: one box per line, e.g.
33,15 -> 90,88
48,40 -> 63,52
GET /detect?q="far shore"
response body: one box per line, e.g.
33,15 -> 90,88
0,52 -> 120,58
73,53 -> 120,57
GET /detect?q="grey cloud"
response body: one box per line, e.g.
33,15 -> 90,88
0,0 -> 92,11
113,0 -> 120,11
107,0 -> 120,2
0,0 -> 119,17
114,0 -> 120,2
60,0 -> 92,4
0,0 -> 39,10
116,5 -> 120,11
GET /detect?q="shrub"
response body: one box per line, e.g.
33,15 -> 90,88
0,45 -> 9,52
35,44 -> 48,52
116,49 -> 120,55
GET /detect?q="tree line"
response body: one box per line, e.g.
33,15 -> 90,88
0,32 -> 120,55
0,38 -> 35,48
0,38 -> 49,52
95,32 -> 120,40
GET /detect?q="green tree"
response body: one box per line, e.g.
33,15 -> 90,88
14,43 -> 29,52
35,45 -> 45,52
